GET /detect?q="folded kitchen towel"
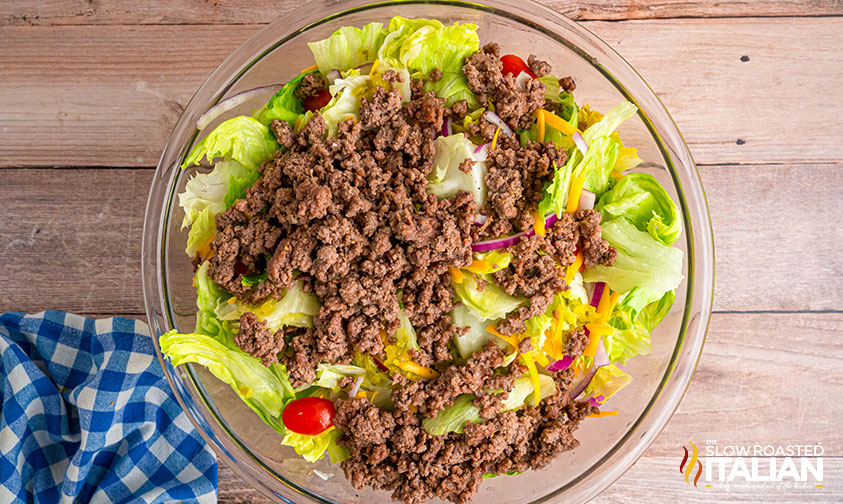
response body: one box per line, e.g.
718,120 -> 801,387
0,311 -> 217,503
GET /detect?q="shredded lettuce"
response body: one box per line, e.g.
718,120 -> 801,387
536,156 -> 576,219
584,363 -> 632,403
451,304 -> 503,358
452,274 -> 526,321
194,261 -> 236,347
428,133 -> 487,205
281,427 -> 348,464
184,208 -> 215,258
596,172 -> 681,246
571,102 -> 638,195
307,22 -> 385,75
182,116 -> 277,171
160,330 -> 295,434
313,364 -> 367,391
215,280 -> 320,331
583,217 -> 683,296
466,250 -> 512,275
379,17 -> 479,76
422,375 -> 556,436
252,72 -> 312,126
637,290 -> 675,332
423,71 -> 479,108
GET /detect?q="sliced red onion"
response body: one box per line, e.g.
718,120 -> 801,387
515,72 -> 532,93
616,363 -> 630,373
441,117 -> 452,137
473,214 -> 488,225
547,354 -> 573,372
571,340 -> 609,399
572,131 -> 588,155
348,375 -> 364,398
570,365 -> 597,399
325,69 -> 341,85
473,142 -> 490,161
355,62 -> 374,74
577,189 -> 596,212
593,336 -> 610,367
471,213 -> 559,252
196,84 -> 283,130
483,111 -> 514,137
590,282 -> 606,308
588,394 -> 606,408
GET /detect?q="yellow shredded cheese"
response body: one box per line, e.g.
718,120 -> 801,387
490,124 -> 503,150
521,353 -> 541,406
533,210 -> 546,237
610,171 -> 625,179
238,386 -> 253,398
532,351 -> 550,367
565,251 -> 584,285
565,176 -> 585,214
587,410 -> 619,418
300,63 -> 318,73
463,259 -> 491,273
583,333 -> 601,358
368,59 -> 380,77
322,425 -> 336,434
227,297 -> 237,305
541,109 -> 578,136
192,276 -> 197,288
485,325 -> 520,349
448,266 -> 465,284
356,390 -> 367,399
396,360 -> 440,379
536,109 -> 546,143
585,322 -> 613,337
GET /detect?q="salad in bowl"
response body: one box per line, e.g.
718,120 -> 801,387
160,16 -> 683,504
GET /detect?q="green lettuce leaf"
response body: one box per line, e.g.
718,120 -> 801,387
582,217 -> 683,296
379,17 -> 479,76
160,330 -> 295,433
307,22 -> 385,75
453,274 -> 526,321
596,172 -> 682,246
182,116 -> 277,171
536,156 -> 576,219
281,427 -> 348,463
637,290 -> 675,332
313,364 -> 366,391
215,280 -> 321,331
184,207 -> 215,257
252,72 -> 312,126
194,261 -> 236,347
423,71 -> 479,108
571,102 -> 638,195
465,250 -> 512,275
428,132 -> 487,205
451,304 -> 503,359
584,363 -> 632,402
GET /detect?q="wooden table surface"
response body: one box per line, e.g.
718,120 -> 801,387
2,0 -> 841,502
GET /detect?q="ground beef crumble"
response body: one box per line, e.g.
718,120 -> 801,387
200,48 -> 617,504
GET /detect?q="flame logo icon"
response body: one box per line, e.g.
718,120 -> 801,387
680,441 -> 703,487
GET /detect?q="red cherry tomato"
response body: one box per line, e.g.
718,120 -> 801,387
500,54 -> 536,78
282,397 -> 336,435
303,88 -> 332,112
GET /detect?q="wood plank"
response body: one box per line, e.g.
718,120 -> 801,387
1,18 -> 841,168
1,163 -> 841,314
215,313 -> 843,499
3,0 -> 841,26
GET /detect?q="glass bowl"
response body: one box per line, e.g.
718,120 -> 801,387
142,0 -> 714,502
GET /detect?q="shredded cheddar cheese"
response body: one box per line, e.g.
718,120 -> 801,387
565,176 -> 585,214
463,259 -> 491,273
532,351 -> 550,367
541,109 -> 578,136
587,410 -> 619,418
610,171 -> 625,179
396,360 -> 440,379
490,124 -> 503,150
583,333 -> 601,358
356,390 -> 367,399
585,322 -> 613,337
536,109 -> 546,143
565,251 -> 584,285
368,59 -> 380,77
533,210 -> 546,237
485,325 -> 519,349
238,386 -> 253,398
227,297 -> 237,305
521,353 -> 541,406
300,63 -> 318,73
449,266 -> 465,284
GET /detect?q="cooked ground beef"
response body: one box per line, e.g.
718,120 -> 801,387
294,72 -> 327,99
202,44 -> 616,504
334,366 -> 596,504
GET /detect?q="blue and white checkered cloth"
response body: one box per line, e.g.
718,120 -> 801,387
0,311 -> 217,503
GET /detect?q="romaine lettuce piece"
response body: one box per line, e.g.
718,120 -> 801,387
452,274 -> 526,321
500,375 -> 556,411
584,363 -> 632,403
637,290 -> 675,332
182,116 -> 277,171
582,218 -> 683,296
313,364 -> 367,391
184,207 -> 215,258
465,250 -> 512,275
307,22 -> 385,75
450,304 -> 502,358
179,159 -> 254,229
194,261 -> 236,347
159,330 -> 295,434
252,72 -> 311,126
215,280 -> 321,331
428,133 -> 487,205
596,172 -> 682,246
572,102 -> 638,195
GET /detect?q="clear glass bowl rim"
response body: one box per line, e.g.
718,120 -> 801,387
142,1 -> 715,502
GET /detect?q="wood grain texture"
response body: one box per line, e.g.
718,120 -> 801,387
212,312 -> 843,501
1,164 -> 840,315
1,17 -> 841,168
3,0 -> 842,26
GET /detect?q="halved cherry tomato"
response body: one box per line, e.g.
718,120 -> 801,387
282,396 -> 335,435
303,88 -> 332,112
500,54 -> 536,78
